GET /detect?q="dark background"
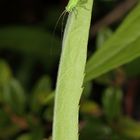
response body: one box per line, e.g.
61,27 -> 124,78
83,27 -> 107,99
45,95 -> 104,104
0,0 -> 140,140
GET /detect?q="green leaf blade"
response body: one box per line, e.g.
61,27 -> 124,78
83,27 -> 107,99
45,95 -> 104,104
85,3 -> 140,82
52,0 -> 94,140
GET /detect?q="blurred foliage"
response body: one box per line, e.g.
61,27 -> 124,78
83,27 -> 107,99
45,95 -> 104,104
0,0 -> 140,140
85,2 -> 140,81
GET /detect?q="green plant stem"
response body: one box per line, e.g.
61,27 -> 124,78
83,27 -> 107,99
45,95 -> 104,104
52,0 -> 93,140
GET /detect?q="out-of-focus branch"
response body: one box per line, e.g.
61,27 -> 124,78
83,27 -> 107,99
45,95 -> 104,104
90,0 -> 138,37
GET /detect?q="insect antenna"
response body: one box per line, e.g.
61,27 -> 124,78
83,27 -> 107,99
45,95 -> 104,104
50,10 -> 67,59
52,10 -> 67,38
61,11 -> 67,40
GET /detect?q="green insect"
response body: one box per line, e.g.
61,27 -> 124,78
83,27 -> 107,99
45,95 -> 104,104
57,0 -> 87,22
66,0 -> 88,13
53,0 -> 78,35
51,0 -> 87,57
65,0 -> 79,13
53,0 -> 87,36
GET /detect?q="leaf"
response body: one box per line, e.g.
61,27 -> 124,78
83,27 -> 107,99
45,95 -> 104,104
0,60 -> 12,103
117,117 -> 140,139
0,26 -> 61,66
85,3 -> 140,82
43,92 -> 54,105
30,76 -> 52,113
102,87 -> 122,121
0,60 -> 26,114
80,118 -> 111,140
16,134 -> 31,140
2,78 -> 26,115
96,27 -> 113,49
0,60 -> 11,85
80,100 -> 102,116
82,82 -> 92,99
52,0 -> 94,140
27,116 -> 44,140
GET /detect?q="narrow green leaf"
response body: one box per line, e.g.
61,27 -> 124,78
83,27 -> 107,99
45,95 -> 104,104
0,60 -> 11,85
85,3 -> 140,82
96,28 -> 113,49
102,87 -> 122,121
52,0 -> 93,140
30,76 -> 52,113
2,79 -> 26,115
